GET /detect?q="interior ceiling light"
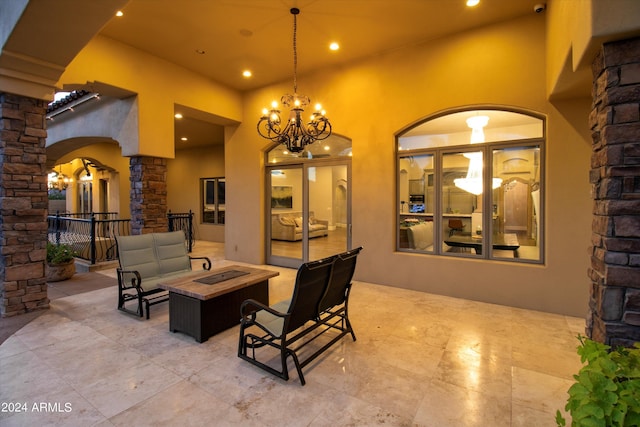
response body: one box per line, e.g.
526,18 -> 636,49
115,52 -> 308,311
242,70 -> 252,78
116,10 -> 124,17
329,42 -> 340,51
257,7 -> 332,153
454,116 -> 502,195
466,0 -> 480,6
174,113 -> 183,119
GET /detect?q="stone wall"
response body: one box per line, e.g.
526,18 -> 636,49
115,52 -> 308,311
0,93 -> 49,317
587,37 -> 640,347
129,156 -> 168,234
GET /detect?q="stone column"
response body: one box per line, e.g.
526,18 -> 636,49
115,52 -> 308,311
587,37 -> 640,347
129,156 -> 168,234
0,93 -> 49,317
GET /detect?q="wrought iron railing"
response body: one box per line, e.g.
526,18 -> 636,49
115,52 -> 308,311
168,210 -> 194,252
47,212 -> 131,264
55,212 -> 120,220
47,210 -> 195,263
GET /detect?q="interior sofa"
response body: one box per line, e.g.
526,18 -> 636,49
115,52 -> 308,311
406,221 -> 434,251
271,211 -> 329,241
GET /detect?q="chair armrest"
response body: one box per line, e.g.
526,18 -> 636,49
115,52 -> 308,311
240,298 -> 287,320
190,256 -> 212,271
117,268 -> 142,289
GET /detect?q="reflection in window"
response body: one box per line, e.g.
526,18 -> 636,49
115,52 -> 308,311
397,109 -> 544,263
202,177 -> 225,224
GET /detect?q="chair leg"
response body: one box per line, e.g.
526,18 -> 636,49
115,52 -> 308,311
286,349 -> 305,386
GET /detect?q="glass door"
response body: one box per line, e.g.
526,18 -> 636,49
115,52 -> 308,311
308,164 -> 349,261
269,166 -> 303,266
267,162 -> 351,268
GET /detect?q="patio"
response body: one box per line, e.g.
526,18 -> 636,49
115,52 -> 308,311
0,242 -> 583,426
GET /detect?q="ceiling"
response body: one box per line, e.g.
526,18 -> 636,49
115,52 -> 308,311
99,0 -> 539,92
95,0 -> 541,152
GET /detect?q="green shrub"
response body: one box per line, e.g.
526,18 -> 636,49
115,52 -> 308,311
556,335 -> 640,427
46,242 -> 76,265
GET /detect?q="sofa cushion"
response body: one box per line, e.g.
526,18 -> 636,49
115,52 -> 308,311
294,217 -> 304,227
116,234 -> 160,279
279,216 -> 295,226
309,224 -> 326,232
154,231 -> 191,275
407,222 -> 434,251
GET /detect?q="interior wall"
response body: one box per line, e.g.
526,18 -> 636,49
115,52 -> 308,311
229,14 -> 592,316
167,144 -> 225,242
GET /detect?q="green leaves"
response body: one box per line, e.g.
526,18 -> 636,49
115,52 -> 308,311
46,242 -> 76,264
556,336 -> 640,427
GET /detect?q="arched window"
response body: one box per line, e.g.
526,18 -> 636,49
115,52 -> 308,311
397,108 -> 544,263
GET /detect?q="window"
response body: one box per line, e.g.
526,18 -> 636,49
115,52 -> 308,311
202,177 -> 225,224
397,108 -> 544,263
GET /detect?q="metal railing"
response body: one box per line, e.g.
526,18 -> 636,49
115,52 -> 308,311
47,210 -> 195,263
168,210 -> 194,252
54,212 -> 120,220
47,212 -> 131,264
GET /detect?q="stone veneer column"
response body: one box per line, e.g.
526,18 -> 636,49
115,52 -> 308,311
129,156 -> 168,234
0,93 -> 49,317
587,37 -> 640,347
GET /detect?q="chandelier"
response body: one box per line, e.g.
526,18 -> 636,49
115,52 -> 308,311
454,116 -> 502,195
257,8 -> 332,153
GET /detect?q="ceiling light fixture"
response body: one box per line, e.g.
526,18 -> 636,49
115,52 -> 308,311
454,116 -> 502,195
257,8 -> 332,153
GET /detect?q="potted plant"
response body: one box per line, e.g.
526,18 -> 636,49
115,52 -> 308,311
46,241 -> 76,282
556,335 -> 640,427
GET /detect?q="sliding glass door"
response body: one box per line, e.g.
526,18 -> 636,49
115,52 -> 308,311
267,161 -> 351,268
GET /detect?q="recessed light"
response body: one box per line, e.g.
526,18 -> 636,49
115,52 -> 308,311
324,145 -> 330,151
181,137 -> 188,141
329,42 -> 340,51
242,70 -> 252,78
174,113 -> 183,119
116,10 -> 124,17
466,0 -> 480,6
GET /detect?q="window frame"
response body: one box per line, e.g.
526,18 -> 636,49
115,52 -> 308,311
201,177 -> 225,225
396,108 -> 545,264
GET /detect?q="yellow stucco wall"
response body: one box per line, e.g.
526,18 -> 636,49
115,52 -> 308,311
57,35 -> 243,158
167,144 -> 226,242
229,14 -> 592,316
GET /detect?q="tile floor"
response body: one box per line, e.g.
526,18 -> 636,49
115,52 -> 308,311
0,242 -> 585,426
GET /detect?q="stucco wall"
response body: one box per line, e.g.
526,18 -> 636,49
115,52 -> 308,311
58,35 -> 243,158
228,14 -> 592,316
167,144 -> 225,242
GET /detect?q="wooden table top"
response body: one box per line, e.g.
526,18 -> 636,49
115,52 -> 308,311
157,265 -> 279,301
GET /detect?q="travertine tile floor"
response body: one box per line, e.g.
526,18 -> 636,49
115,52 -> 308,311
0,242 -> 585,426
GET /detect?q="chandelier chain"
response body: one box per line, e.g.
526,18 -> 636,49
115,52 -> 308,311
292,10 -> 298,94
